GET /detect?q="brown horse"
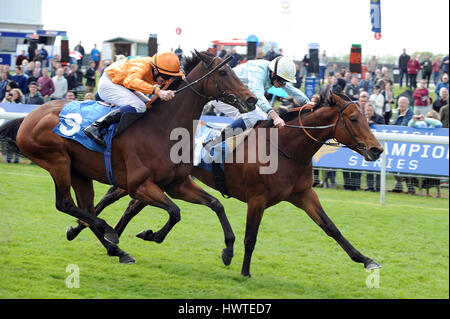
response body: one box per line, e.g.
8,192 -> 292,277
0,51 -> 256,263
66,86 -> 384,276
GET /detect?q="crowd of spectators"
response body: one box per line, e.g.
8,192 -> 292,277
298,50 -> 449,196
1,43 -> 103,163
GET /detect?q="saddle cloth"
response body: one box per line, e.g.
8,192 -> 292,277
53,100 -> 117,154
194,123 -> 253,172
53,100 -> 125,185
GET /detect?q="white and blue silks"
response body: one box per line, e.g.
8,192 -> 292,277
206,59 -> 309,130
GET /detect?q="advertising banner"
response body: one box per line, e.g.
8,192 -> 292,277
312,125 -> 449,176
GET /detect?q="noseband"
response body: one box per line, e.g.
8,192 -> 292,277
175,55 -> 239,104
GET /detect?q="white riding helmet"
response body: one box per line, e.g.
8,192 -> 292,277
268,56 -> 296,83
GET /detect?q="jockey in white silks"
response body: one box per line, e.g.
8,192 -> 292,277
203,56 -> 312,150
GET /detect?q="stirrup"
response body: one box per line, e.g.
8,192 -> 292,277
83,126 -> 106,147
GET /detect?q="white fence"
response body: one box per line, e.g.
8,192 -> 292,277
373,132 -> 449,205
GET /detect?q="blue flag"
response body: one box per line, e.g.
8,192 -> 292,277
370,0 -> 381,33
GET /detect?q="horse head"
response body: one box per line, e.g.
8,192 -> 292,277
322,85 -> 383,161
194,50 -> 257,113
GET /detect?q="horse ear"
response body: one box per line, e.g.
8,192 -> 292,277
319,84 -> 331,103
195,49 -> 208,63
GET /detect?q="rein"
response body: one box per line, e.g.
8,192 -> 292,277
269,99 -> 367,164
287,101 -> 365,149
175,55 -> 231,95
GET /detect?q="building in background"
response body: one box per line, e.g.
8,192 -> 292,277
0,0 -> 66,68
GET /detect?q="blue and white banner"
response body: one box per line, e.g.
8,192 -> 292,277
312,125 -> 449,177
370,0 -> 381,33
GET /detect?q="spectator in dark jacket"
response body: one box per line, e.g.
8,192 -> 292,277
439,102 -> 449,128
74,41 -> 85,68
24,82 -> 45,105
344,76 -> 360,101
433,87 -> 448,113
359,72 -> 374,95
227,48 -> 242,68
84,61 -> 96,93
365,103 -> 385,125
441,55 -> 449,75
398,49 -> 410,88
435,73 -> 449,98
393,96 -> 414,125
11,65 -> 28,96
264,45 -> 278,61
421,55 -> 433,88
65,64 -> 84,91
0,71 -> 8,101
39,44 -> 49,67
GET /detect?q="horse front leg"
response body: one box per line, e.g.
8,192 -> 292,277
241,195 -> 267,277
133,179 -> 181,244
66,186 -> 128,241
167,177 -> 236,266
287,188 -> 380,270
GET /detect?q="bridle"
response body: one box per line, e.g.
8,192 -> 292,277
174,55 -> 240,105
268,97 -> 367,165
287,99 -> 366,150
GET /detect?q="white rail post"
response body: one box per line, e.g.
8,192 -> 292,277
380,140 -> 387,205
374,132 -> 449,206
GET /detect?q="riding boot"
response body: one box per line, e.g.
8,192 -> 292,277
83,108 -> 122,147
203,118 -> 247,153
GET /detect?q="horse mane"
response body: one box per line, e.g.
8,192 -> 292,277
164,51 -> 215,91
181,51 -> 215,75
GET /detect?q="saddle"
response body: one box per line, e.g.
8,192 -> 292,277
195,122 -> 253,198
53,100 -> 146,185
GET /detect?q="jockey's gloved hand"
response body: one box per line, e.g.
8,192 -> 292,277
158,90 -> 175,101
269,110 -> 286,128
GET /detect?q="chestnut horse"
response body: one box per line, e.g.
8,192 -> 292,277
66,86 -> 384,277
0,51 -> 256,263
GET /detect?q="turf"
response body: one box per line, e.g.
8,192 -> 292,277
0,163 -> 448,299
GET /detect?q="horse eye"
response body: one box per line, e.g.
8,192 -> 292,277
350,117 -> 358,122
219,70 -> 226,76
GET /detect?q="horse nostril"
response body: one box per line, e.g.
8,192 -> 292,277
246,97 -> 257,109
370,147 -> 383,157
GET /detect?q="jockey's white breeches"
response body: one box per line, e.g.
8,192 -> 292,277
98,73 -> 148,113
205,100 -> 268,128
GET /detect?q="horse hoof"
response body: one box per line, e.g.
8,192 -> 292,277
66,226 -> 76,241
104,231 -> 119,245
241,272 -> 252,278
120,253 -> 136,264
136,229 -> 153,240
221,248 -> 233,266
365,260 -> 381,270
136,229 -> 163,243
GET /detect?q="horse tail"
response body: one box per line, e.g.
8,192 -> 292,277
0,117 -> 25,155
